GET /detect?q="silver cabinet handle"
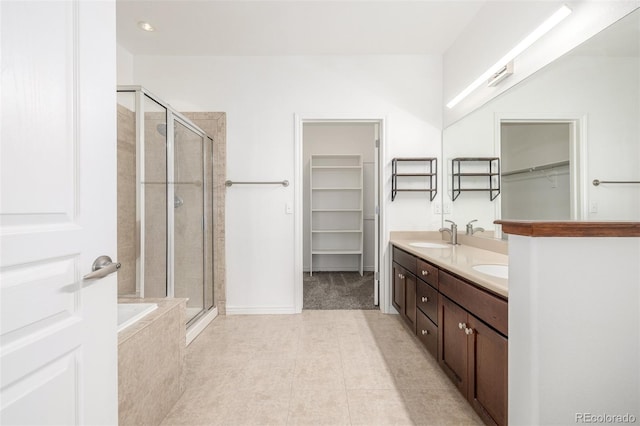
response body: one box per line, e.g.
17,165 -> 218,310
421,270 -> 429,276
398,273 -> 405,280
421,330 -> 429,335
465,327 -> 474,335
421,297 -> 429,302
458,322 -> 466,330
83,255 -> 121,280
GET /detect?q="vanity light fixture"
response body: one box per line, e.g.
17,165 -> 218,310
137,21 -> 155,32
446,4 -> 572,109
487,61 -> 514,87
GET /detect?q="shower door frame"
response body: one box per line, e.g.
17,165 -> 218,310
117,86 -> 214,324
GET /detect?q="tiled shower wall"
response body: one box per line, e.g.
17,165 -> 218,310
116,108 -> 227,314
117,105 -> 137,296
185,112 -> 227,315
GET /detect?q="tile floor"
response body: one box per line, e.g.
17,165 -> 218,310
160,310 -> 483,426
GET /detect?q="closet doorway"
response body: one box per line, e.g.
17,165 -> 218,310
299,120 -> 381,311
498,118 -> 585,223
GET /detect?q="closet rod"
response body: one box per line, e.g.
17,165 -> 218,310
225,180 -> 289,187
501,160 -> 569,177
592,179 -> 640,186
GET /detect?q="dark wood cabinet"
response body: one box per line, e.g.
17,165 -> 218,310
438,293 -> 508,426
392,244 -> 508,426
392,262 -> 416,332
392,262 -> 405,314
416,279 -> 438,324
416,309 -> 438,357
468,315 -> 508,426
438,294 -> 469,395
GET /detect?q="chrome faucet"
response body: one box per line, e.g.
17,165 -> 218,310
439,220 -> 458,245
466,219 -> 485,235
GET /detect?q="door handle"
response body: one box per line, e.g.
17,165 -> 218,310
83,255 -> 121,280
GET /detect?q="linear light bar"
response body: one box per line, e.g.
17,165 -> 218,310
446,4 -> 572,109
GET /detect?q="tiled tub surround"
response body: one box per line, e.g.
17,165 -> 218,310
389,231 -> 508,297
118,298 -> 187,426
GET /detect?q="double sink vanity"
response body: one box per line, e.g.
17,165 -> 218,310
390,231 -> 509,426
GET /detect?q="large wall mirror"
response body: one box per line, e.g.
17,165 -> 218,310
442,8 -> 640,238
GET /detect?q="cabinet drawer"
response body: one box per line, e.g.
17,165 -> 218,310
392,246 -> 416,275
439,270 -> 508,336
416,258 -> 438,289
416,309 -> 438,358
416,280 -> 438,324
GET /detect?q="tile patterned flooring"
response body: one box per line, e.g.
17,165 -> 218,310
160,310 -> 483,426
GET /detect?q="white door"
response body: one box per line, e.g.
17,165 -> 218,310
1,1 -> 118,425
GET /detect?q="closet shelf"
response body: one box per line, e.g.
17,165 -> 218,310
310,154 -> 363,276
312,208 -> 361,212
391,157 -> 438,201
311,187 -> 362,191
311,249 -> 363,255
312,229 -> 363,233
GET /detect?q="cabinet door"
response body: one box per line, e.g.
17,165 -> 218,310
404,272 -> 416,332
438,295 -> 468,397
468,315 -> 508,426
392,263 -> 405,315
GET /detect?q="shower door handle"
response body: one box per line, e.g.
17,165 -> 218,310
83,255 -> 121,280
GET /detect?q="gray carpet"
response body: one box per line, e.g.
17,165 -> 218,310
303,271 -> 377,310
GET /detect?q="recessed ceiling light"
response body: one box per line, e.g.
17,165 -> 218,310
137,21 -> 155,32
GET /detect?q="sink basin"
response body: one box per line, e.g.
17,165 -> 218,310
409,242 -> 450,249
472,264 -> 508,279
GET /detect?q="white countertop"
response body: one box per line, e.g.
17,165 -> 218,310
390,234 -> 508,298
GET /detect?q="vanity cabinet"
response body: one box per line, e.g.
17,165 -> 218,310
392,247 -> 418,331
415,258 -> 439,357
391,244 -> 508,426
438,271 -> 508,426
392,262 -> 416,332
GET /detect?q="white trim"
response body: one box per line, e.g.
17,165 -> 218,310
226,305 -> 297,315
186,306 -> 218,345
294,114 -> 388,314
494,112 -> 587,238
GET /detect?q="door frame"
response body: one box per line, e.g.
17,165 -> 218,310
293,114 -> 387,313
493,112 -> 588,238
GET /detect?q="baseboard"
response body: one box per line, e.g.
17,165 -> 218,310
186,307 -> 218,345
226,305 -> 297,315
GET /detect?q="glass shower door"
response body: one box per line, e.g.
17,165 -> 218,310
173,119 -> 205,323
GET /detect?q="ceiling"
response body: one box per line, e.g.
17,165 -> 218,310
116,0 -> 486,56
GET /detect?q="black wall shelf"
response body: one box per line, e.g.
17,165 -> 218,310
451,157 -> 500,201
391,157 -> 437,201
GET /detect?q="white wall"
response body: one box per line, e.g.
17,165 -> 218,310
509,234 -> 640,424
117,44 -> 134,86
303,123 -> 376,273
443,1 -> 638,126
130,55 -> 442,313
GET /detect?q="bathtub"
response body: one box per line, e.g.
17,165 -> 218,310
117,303 -> 158,332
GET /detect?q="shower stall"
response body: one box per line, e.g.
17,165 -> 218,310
116,86 -> 215,325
